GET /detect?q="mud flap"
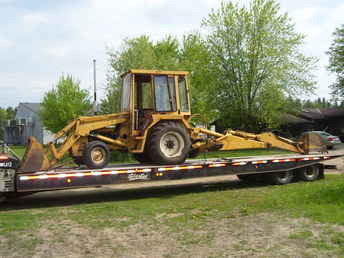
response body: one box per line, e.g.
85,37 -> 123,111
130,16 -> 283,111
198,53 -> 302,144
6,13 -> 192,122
19,136 -> 51,173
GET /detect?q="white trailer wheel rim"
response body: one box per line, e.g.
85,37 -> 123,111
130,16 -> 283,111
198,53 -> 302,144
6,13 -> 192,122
278,171 -> 292,182
304,166 -> 319,180
160,131 -> 185,158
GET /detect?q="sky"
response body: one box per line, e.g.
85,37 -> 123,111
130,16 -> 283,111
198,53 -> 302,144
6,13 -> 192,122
0,0 -> 343,108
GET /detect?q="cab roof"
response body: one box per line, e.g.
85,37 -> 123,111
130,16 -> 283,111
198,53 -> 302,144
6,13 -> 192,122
121,69 -> 189,77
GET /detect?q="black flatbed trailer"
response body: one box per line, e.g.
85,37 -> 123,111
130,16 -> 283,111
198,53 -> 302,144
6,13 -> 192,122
0,152 -> 343,203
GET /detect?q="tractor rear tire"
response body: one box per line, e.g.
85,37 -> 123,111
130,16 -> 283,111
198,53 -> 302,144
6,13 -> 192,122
83,141 -> 110,169
133,153 -> 152,164
147,121 -> 191,165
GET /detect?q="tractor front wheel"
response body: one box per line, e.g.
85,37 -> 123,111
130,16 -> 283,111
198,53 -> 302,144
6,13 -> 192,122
83,141 -> 110,169
147,121 -> 191,165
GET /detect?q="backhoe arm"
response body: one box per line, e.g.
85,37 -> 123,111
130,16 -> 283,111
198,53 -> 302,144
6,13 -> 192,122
191,128 -> 325,155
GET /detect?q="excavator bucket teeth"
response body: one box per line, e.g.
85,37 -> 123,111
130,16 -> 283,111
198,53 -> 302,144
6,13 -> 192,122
19,136 -> 51,173
299,132 -> 327,154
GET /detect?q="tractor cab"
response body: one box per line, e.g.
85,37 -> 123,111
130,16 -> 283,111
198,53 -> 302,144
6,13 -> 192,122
121,70 -> 191,132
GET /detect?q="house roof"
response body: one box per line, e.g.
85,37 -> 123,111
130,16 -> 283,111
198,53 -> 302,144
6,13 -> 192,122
15,102 -> 41,119
19,103 -> 41,113
282,114 -> 312,124
299,108 -> 344,120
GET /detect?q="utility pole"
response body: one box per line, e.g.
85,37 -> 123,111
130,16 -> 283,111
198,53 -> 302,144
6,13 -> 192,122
93,59 -> 97,115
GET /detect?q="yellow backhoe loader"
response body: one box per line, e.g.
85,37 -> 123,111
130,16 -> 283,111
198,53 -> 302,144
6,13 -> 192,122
19,70 -> 325,173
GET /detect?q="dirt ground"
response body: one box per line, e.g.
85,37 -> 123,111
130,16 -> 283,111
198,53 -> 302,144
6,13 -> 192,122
2,147 -> 344,258
1,212 -> 343,258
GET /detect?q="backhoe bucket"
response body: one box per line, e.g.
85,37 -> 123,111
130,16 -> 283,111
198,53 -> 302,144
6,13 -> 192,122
19,136 -> 51,173
299,132 -> 327,154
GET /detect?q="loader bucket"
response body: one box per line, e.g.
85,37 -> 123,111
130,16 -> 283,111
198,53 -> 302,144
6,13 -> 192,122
299,132 -> 327,154
19,136 -> 51,173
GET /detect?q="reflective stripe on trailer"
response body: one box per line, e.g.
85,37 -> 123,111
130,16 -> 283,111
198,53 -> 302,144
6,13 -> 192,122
208,163 -> 227,168
252,160 -> 268,164
272,159 -> 296,163
19,168 -> 152,181
232,162 -> 247,166
298,157 -> 321,161
158,165 -> 203,172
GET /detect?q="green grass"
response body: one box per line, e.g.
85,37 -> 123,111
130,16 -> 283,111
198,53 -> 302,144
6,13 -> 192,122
8,145 -> 26,158
2,175 -> 344,233
2,174 -> 344,255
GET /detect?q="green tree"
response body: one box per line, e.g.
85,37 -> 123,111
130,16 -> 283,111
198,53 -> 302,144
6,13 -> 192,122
327,24 -> 344,101
101,36 -> 158,114
179,33 -> 218,126
0,107 -> 16,141
40,75 -> 92,133
0,108 -> 7,140
102,34 -> 217,125
5,107 -> 15,120
202,0 -> 317,131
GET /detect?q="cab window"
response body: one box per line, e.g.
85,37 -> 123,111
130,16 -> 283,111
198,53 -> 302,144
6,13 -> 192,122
178,76 -> 189,112
154,75 -> 174,112
121,74 -> 131,112
141,82 -> 153,109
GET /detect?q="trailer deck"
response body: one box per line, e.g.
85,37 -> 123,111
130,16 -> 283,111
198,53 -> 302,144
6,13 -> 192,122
1,151 -> 343,204
8,152 -> 340,193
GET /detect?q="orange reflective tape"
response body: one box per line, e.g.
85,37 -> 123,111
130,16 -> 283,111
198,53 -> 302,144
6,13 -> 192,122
272,159 -> 296,163
208,163 -> 226,168
232,162 -> 247,166
252,160 -> 268,164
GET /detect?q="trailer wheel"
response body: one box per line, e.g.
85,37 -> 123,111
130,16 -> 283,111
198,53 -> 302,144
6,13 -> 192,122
83,141 -> 110,169
147,121 -> 191,165
267,171 -> 294,185
133,153 -> 151,164
297,165 -> 320,182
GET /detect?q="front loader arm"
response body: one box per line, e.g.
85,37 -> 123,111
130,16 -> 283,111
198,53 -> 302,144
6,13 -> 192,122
20,112 -> 129,172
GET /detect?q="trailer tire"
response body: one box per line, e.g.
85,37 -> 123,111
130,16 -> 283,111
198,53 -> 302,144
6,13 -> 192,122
266,171 -> 294,185
133,153 -> 151,164
83,141 -> 110,169
297,165 -> 320,182
147,121 -> 191,165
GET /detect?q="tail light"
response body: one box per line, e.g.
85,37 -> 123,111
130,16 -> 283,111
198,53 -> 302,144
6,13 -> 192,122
328,137 -> 334,141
